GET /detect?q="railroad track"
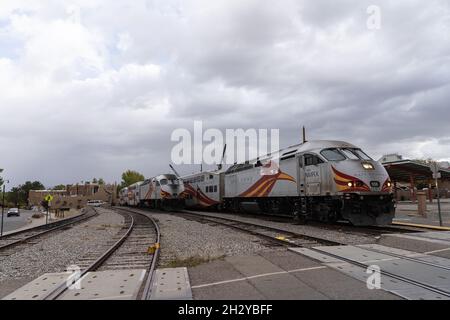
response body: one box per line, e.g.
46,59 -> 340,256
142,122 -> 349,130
178,210 -> 450,299
42,207 -> 160,300
305,246 -> 450,299
0,208 -> 99,256
178,210 -> 342,248
180,209 -> 431,236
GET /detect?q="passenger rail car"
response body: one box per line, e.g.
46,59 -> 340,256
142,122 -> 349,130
181,170 -> 224,210
139,174 -> 185,210
119,187 -> 128,206
127,182 -> 141,207
222,140 -> 395,226
120,174 -> 185,210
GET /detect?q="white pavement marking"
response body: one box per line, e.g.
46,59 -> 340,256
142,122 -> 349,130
139,270 -> 146,281
425,247 -> 450,255
191,266 -> 327,289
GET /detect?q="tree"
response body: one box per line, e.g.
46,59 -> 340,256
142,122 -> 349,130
53,184 -> 66,190
90,178 -> 105,185
10,181 -> 45,206
120,170 -> 145,188
0,168 -> 3,187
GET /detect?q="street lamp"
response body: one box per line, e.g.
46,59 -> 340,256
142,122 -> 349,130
1,179 -> 10,237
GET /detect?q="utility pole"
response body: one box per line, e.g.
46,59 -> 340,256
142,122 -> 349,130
432,162 -> 443,226
1,184 -> 5,237
1,180 -> 9,237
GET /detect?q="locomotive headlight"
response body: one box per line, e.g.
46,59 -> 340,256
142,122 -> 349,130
362,163 -> 374,170
387,182 -> 392,187
347,182 -> 353,187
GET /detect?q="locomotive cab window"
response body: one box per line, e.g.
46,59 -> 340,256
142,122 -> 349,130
320,148 -> 346,161
340,148 -> 359,160
304,154 -> 324,166
160,179 -> 168,185
353,149 -> 372,160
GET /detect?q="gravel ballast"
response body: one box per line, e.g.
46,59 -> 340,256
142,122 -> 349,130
182,210 -> 378,245
0,208 -> 124,298
149,213 -> 274,267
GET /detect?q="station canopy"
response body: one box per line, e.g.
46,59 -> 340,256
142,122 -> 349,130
382,160 -> 450,182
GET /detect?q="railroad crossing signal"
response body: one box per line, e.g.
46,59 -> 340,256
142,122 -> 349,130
44,195 -> 54,202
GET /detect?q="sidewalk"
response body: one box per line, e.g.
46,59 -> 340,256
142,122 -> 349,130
394,201 -> 450,228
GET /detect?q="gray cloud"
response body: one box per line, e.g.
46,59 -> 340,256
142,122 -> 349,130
1,0 -> 450,188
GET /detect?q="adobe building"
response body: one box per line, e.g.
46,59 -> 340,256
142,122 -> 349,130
28,183 -> 117,210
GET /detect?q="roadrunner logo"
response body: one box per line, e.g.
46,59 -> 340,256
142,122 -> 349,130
240,162 -> 296,198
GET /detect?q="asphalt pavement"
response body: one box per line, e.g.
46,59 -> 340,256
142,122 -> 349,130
0,209 -> 34,233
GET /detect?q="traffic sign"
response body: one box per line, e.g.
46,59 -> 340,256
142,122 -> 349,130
431,162 -> 439,174
45,195 -> 54,202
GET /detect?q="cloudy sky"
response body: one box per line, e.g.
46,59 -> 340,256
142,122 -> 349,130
1,0 -> 449,188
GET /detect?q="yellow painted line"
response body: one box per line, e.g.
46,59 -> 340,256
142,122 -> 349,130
392,221 -> 450,231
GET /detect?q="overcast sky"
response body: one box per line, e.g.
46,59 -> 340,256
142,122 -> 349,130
1,0 -> 449,188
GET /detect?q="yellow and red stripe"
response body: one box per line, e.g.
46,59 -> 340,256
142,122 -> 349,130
183,183 -> 219,207
160,190 -> 172,199
239,171 -> 296,198
332,166 -> 370,192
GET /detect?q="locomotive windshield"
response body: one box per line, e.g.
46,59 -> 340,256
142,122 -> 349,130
320,148 -> 346,161
320,148 -> 373,161
160,178 -> 180,185
340,148 -> 372,161
352,149 -> 372,160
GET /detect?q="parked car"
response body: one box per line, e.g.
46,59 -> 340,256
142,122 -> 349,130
7,208 -> 20,217
87,200 -> 104,207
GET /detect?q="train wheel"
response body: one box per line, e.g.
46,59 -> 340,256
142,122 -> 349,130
327,211 -> 338,224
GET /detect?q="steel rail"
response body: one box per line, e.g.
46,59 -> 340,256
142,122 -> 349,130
43,213 -> 135,300
309,246 -> 450,298
179,210 -> 342,247
354,245 -> 450,272
181,209 -> 437,234
113,207 -> 161,300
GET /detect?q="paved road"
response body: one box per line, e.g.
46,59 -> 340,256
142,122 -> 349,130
0,210 -> 34,233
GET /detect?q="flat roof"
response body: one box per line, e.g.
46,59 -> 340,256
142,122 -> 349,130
382,160 -> 450,182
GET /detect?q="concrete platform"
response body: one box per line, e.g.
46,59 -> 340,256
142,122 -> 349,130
379,231 -> 450,259
3,269 -> 146,300
188,250 -> 400,300
2,273 -> 70,300
59,269 -> 146,300
394,206 -> 450,228
150,268 -> 192,300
